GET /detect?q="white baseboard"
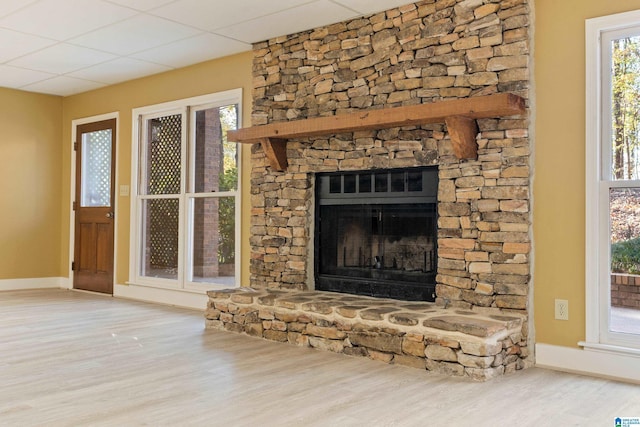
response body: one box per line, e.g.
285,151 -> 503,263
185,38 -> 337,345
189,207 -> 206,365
536,343 -> 640,383
114,283 -> 208,310
0,277 -> 67,291
0,279 -> 207,310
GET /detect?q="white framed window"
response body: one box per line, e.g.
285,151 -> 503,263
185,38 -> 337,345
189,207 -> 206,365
129,89 -> 242,292
585,11 -> 640,353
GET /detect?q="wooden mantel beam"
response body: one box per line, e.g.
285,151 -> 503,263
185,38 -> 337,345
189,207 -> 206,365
229,93 -> 525,171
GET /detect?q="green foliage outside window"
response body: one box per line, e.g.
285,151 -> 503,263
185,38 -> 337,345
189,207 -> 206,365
218,105 -> 238,264
609,38 -> 640,275
612,237 -> 640,274
218,167 -> 236,264
612,37 -> 640,180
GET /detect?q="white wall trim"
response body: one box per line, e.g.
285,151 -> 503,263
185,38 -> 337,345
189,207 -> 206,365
0,277 -> 68,291
584,13 -> 603,345
114,284 -> 208,310
0,278 -> 208,310
536,343 -> 640,384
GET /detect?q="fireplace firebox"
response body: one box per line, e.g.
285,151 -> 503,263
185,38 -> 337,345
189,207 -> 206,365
315,167 -> 438,301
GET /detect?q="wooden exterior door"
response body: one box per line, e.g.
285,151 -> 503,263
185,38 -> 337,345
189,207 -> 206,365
73,119 -> 116,294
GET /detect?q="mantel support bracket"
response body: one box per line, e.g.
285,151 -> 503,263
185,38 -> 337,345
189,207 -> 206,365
260,137 -> 288,171
445,115 -> 479,160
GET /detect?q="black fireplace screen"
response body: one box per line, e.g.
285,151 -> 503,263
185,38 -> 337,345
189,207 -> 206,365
315,167 -> 438,301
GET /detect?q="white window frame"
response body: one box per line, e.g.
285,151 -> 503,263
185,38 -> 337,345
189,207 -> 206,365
129,89 -> 242,293
584,11 -> 640,354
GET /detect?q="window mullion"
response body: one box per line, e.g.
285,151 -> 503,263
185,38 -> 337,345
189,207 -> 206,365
178,108 -> 189,287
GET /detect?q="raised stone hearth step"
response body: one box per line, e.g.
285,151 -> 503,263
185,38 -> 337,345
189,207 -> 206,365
423,315 -> 520,338
211,287 -> 518,335
205,288 -> 529,381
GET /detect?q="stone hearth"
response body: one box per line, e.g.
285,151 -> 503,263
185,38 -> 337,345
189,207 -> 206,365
206,288 -> 526,380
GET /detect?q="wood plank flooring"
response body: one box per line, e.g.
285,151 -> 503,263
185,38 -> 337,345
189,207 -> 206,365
1,289 -> 639,426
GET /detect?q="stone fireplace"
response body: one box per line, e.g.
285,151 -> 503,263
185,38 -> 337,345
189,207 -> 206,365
207,0 -> 532,379
248,0 -> 531,311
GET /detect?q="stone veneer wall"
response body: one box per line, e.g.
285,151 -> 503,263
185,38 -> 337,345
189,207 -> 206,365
249,0 -> 531,318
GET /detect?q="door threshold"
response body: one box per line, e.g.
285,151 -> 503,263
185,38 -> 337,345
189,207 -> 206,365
71,288 -> 113,297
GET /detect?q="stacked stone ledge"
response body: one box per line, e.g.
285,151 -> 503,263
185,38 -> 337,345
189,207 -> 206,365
249,0 -> 531,312
206,288 -> 528,381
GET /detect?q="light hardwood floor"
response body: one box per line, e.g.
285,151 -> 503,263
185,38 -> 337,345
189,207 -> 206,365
1,289 -> 639,426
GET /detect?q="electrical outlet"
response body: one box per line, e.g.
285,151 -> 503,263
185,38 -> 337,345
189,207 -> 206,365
555,299 -> 569,320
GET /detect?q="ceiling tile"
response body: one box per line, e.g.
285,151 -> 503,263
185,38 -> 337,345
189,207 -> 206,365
0,28 -> 57,63
132,33 -> 250,68
21,75 -> 105,96
105,0 -> 177,11
68,57 -> 172,84
0,0 -> 137,41
331,0 -> 414,15
69,14 -> 202,55
0,65 -> 55,88
0,0 -> 412,96
214,0 -> 359,43
150,0 -> 313,31
0,0 -> 38,19
8,43 -> 117,74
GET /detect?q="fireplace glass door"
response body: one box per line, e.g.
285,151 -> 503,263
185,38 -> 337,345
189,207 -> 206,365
315,167 -> 437,301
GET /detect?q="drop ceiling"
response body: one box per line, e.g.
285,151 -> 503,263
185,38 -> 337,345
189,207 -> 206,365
0,0 -> 412,96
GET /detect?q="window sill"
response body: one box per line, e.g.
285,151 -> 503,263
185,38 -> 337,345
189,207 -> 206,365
578,341 -> 640,358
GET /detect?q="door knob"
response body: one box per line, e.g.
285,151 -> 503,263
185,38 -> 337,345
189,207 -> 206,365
106,212 -> 114,219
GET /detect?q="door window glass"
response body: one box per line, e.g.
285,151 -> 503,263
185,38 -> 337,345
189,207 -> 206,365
81,129 -> 112,207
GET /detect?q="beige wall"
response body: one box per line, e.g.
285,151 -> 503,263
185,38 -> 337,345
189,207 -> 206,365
534,0 -> 640,347
61,51 -> 253,286
0,88 -> 62,279
8,0 -> 640,351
